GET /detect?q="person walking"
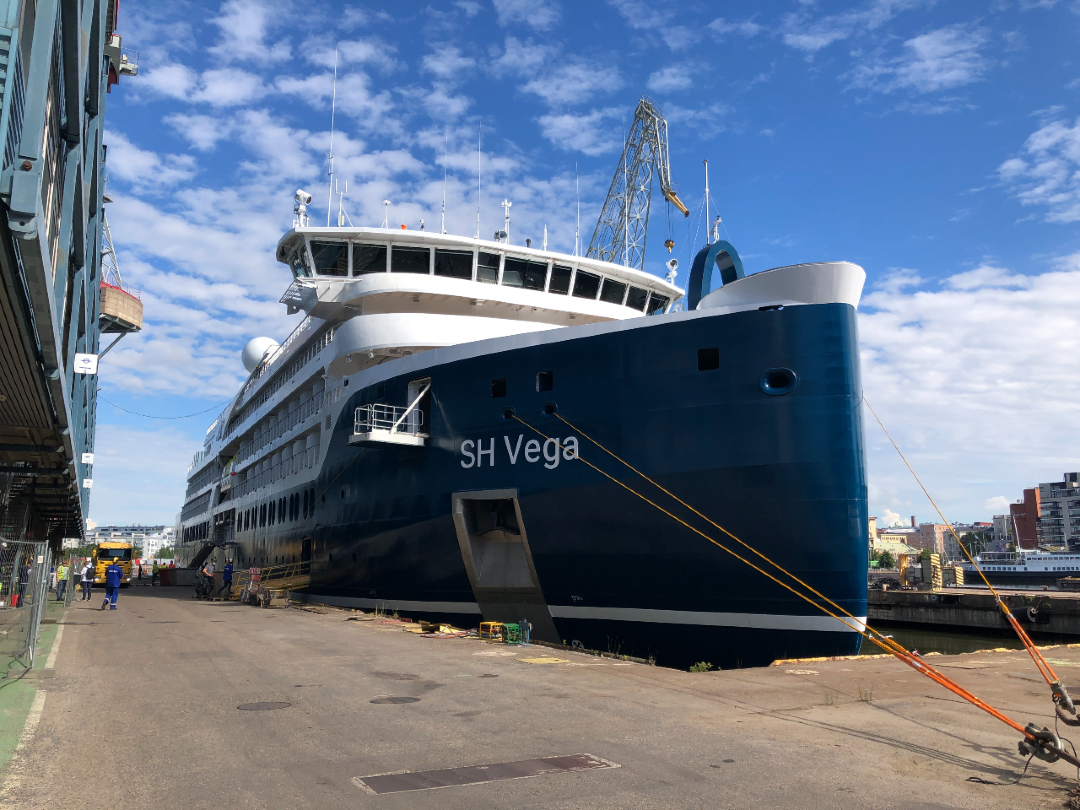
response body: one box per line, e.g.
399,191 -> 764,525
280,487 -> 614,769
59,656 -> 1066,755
199,558 -> 215,599
217,560 -> 233,598
17,559 -> 30,607
81,559 -> 95,601
56,561 -> 68,601
152,560 -> 160,586
101,558 -> 123,611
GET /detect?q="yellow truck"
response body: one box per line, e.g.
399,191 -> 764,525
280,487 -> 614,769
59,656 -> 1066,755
92,541 -> 134,586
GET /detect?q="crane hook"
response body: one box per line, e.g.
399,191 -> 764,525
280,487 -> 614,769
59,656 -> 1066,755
664,239 -> 675,253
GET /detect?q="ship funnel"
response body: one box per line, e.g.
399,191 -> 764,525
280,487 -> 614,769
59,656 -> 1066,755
242,337 -> 279,372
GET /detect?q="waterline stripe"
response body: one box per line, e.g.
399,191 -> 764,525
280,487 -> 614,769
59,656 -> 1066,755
302,594 -> 864,633
548,605 -> 866,633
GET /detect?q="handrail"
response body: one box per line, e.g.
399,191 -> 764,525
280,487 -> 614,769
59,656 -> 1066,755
354,404 -> 426,436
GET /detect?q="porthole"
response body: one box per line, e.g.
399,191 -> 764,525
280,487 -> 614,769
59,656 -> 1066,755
502,407 -> 516,420
542,402 -> 558,417
759,367 -> 798,396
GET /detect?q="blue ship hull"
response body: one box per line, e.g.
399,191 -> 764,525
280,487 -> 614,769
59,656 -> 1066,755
232,303 -> 868,669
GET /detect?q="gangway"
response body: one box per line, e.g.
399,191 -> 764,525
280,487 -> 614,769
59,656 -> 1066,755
232,561 -> 311,607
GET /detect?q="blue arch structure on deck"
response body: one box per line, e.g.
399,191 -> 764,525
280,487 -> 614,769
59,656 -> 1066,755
687,241 -> 745,310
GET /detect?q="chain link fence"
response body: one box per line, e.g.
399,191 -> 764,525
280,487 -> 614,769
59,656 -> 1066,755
0,539 -> 50,672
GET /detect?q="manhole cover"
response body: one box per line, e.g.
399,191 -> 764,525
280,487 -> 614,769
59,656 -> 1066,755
372,671 -> 420,681
370,696 -> 420,704
237,702 -> 292,711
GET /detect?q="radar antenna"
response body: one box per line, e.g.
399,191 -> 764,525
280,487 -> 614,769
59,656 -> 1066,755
587,97 -> 689,270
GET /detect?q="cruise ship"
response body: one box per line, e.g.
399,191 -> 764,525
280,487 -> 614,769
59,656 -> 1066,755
174,201 -> 869,668
961,551 -> 1080,587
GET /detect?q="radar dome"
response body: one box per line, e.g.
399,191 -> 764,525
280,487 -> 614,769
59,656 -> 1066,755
242,337 -> 279,373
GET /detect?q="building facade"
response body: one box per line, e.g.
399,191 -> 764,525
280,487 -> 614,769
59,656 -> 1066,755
1011,488 -> 1041,550
1037,472 -> 1080,550
0,0 -> 134,551
86,524 -> 174,557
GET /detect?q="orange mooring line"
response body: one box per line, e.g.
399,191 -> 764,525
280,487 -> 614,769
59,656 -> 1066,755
862,397 -> 1071,707
510,412 -> 1070,761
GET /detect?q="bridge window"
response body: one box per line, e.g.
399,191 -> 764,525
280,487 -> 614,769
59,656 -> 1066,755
477,252 -> 500,284
646,293 -> 669,315
626,286 -> 648,311
572,270 -> 600,299
288,245 -> 313,278
502,258 -> 547,290
353,244 -> 387,275
435,249 -> 473,279
599,278 -> 627,305
549,265 -> 571,294
310,241 -> 349,276
391,246 -> 431,274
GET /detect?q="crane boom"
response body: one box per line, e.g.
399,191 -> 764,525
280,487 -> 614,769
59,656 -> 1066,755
587,97 -> 688,270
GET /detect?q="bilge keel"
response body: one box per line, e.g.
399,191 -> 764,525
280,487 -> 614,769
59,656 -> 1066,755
175,220 -> 868,669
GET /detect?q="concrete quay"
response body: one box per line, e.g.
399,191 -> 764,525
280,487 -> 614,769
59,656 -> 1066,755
870,587 -> 1080,636
4,588 -> 1080,809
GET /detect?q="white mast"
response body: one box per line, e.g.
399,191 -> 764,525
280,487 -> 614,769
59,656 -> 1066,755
501,199 -> 512,244
574,163 -> 580,256
326,49 -> 339,227
441,128 -> 448,234
703,159 -> 710,245
542,224 -> 547,251
474,120 -> 482,239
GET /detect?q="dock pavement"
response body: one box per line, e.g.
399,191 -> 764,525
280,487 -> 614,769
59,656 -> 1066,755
2,586 -> 1080,809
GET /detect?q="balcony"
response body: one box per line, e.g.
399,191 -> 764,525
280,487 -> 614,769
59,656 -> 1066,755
350,404 -> 428,447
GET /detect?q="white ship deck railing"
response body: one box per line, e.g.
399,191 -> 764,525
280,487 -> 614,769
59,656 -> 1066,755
354,404 -> 426,436
235,397 -> 321,468
223,446 -> 322,502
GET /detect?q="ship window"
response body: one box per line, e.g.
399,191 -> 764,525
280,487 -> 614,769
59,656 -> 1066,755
492,378 -> 507,398
599,278 -> 627,304
260,503 -> 266,526
310,241 -> 349,276
435,249 -> 473,279
698,348 -> 720,371
572,270 -> 601,299
289,245 -> 313,278
391,246 -> 430,274
303,489 -> 308,517
549,265 -> 572,294
353,244 -> 387,275
477,252 -> 500,284
503,258 -> 547,290
268,501 -> 275,524
536,371 -> 553,392
646,293 -> 670,315
625,286 -> 648,311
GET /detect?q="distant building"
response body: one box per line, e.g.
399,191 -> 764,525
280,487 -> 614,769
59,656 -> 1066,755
86,525 -> 173,557
945,522 -> 992,561
992,515 -> 1013,549
1011,487 -> 1041,549
1037,472 -> 1080,550
912,523 -> 949,558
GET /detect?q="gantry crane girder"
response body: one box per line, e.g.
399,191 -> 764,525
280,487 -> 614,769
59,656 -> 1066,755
587,97 -> 688,271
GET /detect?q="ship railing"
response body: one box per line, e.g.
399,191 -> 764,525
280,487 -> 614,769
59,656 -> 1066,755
349,397 -> 429,447
229,447 -> 321,500
235,398 -> 321,466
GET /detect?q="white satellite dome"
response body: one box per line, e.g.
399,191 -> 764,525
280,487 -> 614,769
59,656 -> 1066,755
242,337 -> 279,373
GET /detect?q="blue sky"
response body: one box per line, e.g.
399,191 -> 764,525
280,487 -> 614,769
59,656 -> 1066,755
92,0 -> 1080,529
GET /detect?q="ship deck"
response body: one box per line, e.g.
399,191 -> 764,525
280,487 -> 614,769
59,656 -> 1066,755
4,586 -> 1078,809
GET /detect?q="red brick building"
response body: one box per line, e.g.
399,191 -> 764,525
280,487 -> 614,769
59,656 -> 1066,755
1010,488 -> 1041,550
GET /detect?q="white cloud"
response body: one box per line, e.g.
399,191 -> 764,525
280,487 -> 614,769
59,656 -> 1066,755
192,68 -> 270,107
422,45 -> 476,80
523,61 -> 622,107
105,133 -> 197,189
861,254 -> 1080,522
538,108 -> 622,156
781,0 -> 925,54
140,63 -> 198,99
879,509 -> 905,527
997,115 -> 1080,223
845,26 -> 990,94
708,18 -> 764,38
493,0 -> 561,31
665,102 -> 732,138
984,496 -> 1011,513
208,0 -> 291,65
87,422 -> 203,525
455,1 -> 482,16
490,36 -> 558,78
164,114 -> 233,152
647,64 -> 693,93
306,37 -> 402,73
